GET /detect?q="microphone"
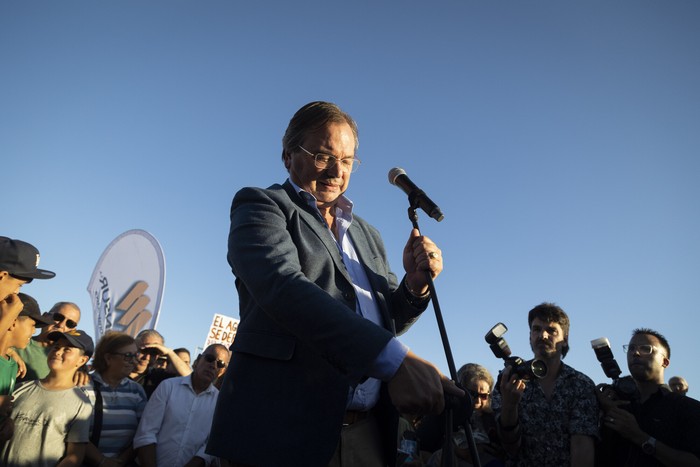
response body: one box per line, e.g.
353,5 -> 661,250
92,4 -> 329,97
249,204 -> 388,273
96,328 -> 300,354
388,167 -> 444,222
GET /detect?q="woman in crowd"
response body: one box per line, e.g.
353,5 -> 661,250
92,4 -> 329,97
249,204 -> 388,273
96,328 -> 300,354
424,363 -> 505,467
82,331 -> 147,467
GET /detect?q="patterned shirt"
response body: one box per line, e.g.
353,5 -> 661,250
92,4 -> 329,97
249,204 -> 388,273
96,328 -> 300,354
83,372 -> 148,458
492,362 -> 599,467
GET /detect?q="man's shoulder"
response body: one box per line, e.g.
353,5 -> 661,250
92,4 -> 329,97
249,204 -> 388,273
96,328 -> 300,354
233,183 -> 290,202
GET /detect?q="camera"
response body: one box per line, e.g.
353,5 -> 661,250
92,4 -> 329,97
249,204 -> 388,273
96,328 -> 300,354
590,337 -> 638,401
485,322 -> 547,380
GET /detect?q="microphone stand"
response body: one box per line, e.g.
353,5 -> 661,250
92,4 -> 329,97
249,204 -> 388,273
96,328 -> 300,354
405,198 -> 481,467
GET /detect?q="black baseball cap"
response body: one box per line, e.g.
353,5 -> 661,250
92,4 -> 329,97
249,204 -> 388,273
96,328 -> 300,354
48,329 -> 95,358
17,293 -> 54,327
0,237 -> 56,281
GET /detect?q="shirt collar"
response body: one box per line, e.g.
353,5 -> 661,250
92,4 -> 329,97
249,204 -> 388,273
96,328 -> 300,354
93,371 -> 129,387
287,178 -> 354,221
180,373 -> 217,395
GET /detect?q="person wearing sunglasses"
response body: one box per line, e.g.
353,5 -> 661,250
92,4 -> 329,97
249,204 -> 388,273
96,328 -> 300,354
129,329 -> 192,399
417,364 -> 506,466
82,331 -> 147,467
134,344 -> 230,467
11,301 -> 84,385
596,328 -> 700,466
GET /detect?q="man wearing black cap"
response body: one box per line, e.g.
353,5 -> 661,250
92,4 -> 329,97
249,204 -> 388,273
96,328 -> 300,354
0,328 -> 94,466
0,236 -> 55,342
0,293 -> 53,394
0,293 -> 54,442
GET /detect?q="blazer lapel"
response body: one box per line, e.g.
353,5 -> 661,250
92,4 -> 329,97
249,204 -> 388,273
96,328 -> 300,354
281,181 -> 353,285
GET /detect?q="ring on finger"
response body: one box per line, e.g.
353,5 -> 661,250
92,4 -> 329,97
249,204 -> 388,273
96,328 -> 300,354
428,251 -> 439,259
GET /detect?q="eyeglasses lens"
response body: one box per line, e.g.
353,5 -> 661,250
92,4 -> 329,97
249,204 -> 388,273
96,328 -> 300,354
53,312 -> 78,329
203,353 -> 227,369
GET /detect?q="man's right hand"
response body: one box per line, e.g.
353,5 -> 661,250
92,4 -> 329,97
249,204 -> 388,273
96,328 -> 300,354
388,350 -> 463,417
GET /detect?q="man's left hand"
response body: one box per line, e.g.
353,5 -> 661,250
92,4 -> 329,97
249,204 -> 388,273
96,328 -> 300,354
403,228 -> 443,295
603,406 -> 645,442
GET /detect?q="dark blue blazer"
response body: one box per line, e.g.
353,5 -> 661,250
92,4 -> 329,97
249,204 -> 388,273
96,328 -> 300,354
207,181 -> 427,466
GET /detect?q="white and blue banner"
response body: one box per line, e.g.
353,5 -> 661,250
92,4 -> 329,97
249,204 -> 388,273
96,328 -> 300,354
87,229 -> 166,340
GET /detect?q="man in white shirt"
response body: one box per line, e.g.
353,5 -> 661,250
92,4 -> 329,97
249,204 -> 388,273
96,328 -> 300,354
134,344 -> 230,467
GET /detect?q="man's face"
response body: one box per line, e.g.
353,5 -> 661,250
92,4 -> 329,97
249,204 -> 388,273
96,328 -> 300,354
669,377 -> 688,395
48,337 -> 88,372
0,271 -> 27,300
176,351 -> 191,368
283,122 -> 355,209
529,318 -> 567,360
12,316 -> 36,349
627,333 -> 668,383
134,335 -> 164,374
46,304 -> 81,334
194,346 -> 230,386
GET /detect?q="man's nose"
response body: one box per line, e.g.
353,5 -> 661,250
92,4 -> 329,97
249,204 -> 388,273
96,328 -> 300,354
326,160 -> 345,177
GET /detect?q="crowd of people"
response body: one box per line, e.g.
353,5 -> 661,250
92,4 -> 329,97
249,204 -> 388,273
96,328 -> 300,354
2,100 -> 700,467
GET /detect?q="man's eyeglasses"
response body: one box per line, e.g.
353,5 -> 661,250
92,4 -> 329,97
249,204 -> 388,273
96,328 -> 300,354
111,352 -> 136,362
297,146 -> 361,173
201,353 -> 227,369
623,344 -> 665,357
53,312 -> 78,329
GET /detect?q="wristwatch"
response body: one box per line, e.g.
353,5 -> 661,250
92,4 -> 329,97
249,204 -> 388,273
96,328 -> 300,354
641,436 -> 657,456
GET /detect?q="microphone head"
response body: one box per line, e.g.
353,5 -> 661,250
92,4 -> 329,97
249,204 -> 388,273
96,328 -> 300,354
388,167 -> 406,185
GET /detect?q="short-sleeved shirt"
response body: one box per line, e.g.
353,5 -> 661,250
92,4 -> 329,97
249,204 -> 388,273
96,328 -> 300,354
0,380 -> 93,467
596,386 -> 700,466
14,338 -> 50,384
0,356 -> 18,395
83,372 -> 148,458
492,362 -> 599,467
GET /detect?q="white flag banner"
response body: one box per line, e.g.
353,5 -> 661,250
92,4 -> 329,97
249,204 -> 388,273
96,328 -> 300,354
203,313 -> 239,350
87,229 -> 166,340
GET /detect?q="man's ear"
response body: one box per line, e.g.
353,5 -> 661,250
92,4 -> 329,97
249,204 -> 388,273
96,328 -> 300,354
662,356 -> 670,369
282,150 -> 291,170
78,355 -> 90,368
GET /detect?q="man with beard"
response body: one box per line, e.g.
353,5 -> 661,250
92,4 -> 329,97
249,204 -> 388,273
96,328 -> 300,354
493,302 -> 598,466
596,329 -> 700,466
133,344 -> 230,467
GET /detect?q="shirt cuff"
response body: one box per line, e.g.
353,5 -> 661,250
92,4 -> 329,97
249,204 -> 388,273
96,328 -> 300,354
368,337 -> 409,382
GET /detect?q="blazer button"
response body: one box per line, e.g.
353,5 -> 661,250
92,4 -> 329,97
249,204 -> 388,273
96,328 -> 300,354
343,291 -> 353,301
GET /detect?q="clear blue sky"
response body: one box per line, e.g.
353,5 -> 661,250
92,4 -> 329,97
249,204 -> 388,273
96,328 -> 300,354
2,1 -> 699,399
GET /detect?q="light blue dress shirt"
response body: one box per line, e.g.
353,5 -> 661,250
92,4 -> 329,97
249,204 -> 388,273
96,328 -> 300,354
289,180 -> 409,411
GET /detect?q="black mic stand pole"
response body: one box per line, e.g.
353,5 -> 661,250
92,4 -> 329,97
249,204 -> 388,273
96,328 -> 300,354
405,195 -> 481,467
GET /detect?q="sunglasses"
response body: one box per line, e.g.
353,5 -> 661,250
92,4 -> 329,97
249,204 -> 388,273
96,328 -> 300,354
137,348 -> 162,358
467,389 -> 491,401
111,352 -> 137,362
53,312 -> 78,329
201,353 -> 227,369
